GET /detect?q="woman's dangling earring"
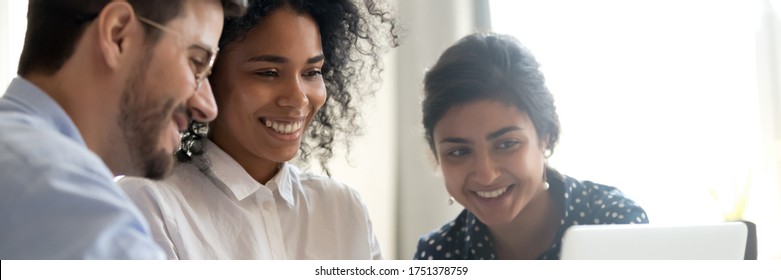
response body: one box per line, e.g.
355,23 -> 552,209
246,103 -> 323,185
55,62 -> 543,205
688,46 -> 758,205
448,196 -> 455,205
542,147 -> 552,191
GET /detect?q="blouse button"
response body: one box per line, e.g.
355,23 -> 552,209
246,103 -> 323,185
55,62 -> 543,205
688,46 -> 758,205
263,201 -> 273,211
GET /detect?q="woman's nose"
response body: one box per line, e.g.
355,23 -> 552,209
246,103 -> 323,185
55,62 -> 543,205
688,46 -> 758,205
472,152 -> 500,186
277,77 -> 309,108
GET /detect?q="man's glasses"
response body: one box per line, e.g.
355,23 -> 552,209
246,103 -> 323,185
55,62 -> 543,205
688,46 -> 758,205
137,16 -> 219,91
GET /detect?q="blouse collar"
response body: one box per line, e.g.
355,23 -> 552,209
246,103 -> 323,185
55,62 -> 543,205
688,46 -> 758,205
198,139 -> 298,208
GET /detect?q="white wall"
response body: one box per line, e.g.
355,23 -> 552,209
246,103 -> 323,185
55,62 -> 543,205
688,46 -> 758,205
0,0 -> 27,93
323,50 -> 399,259
751,0 -> 781,260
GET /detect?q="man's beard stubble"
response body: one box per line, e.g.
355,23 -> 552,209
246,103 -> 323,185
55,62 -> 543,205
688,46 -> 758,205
118,59 -> 180,180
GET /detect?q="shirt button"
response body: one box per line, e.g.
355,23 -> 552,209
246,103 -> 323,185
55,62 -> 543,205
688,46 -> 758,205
263,201 -> 273,211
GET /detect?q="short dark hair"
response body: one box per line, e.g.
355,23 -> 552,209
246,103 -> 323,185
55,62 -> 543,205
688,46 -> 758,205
422,32 -> 561,157
17,0 -> 247,76
177,0 -> 399,175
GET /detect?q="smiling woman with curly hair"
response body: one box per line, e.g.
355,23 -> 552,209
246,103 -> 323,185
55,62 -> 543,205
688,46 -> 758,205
118,0 -> 398,259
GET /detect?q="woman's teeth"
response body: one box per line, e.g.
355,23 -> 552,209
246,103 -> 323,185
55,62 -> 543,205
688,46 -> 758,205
264,119 -> 303,134
475,185 -> 511,198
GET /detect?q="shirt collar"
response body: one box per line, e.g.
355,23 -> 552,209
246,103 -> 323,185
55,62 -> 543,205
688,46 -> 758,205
463,211 -> 496,259
202,139 -> 298,207
2,77 -> 85,146
547,174 -> 577,259
271,162 -> 298,208
557,175 -> 577,227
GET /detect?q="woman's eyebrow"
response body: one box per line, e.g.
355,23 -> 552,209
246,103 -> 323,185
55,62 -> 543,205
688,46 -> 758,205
307,54 -> 325,64
439,137 -> 471,145
486,126 -> 522,140
246,55 -> 287,63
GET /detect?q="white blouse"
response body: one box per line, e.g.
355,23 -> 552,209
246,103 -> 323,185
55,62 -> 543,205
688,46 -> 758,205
118,140 -> 382,260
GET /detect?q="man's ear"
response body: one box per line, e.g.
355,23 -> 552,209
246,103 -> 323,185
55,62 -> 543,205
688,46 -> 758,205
96,2 -> 138,70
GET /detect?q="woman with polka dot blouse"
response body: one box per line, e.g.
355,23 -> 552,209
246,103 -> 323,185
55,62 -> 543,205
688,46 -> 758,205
415,33 -> 649,260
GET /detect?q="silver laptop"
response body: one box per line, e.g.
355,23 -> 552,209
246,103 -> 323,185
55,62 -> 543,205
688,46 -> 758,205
559,222 -> 748,260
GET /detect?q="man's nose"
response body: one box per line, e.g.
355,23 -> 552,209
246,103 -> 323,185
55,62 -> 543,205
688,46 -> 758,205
188,79 -> 218,123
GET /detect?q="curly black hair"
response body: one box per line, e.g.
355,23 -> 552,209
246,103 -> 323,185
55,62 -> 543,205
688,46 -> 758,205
175,0 -> 399,175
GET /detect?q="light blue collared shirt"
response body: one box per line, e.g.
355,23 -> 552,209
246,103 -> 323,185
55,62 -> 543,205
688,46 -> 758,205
0,77 -> 164,259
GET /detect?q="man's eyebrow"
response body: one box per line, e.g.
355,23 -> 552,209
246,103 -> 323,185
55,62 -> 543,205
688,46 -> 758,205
189,44 -> 215,55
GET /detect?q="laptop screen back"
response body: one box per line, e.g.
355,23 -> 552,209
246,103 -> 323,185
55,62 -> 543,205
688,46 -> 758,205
559,222 -> 748,260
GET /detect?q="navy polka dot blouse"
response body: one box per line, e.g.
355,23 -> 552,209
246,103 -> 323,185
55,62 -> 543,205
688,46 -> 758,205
414,172 -> 649,260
